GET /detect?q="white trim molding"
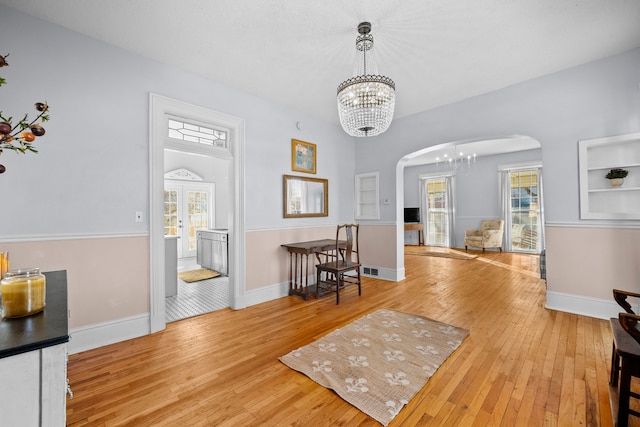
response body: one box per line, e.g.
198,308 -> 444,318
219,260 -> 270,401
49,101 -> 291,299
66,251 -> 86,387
545,220 -> 640,230
68,314 -> 150,354
164,168 -> 203,181
545,290 -> 636,320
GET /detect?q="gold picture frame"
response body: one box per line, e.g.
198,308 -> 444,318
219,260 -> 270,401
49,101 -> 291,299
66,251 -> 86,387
291,139 -> 316,174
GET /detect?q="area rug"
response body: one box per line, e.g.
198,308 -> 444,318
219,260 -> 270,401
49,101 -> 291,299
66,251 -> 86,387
404,249 -> 477,260
279,308 -> 469,426
178,268 -> 221,283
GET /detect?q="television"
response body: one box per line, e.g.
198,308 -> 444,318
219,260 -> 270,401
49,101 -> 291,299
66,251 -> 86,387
404,207 -> 420,223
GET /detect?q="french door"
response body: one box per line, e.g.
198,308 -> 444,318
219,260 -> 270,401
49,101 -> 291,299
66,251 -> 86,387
164,182 -> 214,258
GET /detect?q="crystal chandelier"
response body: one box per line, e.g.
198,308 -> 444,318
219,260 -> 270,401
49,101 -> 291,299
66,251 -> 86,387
337,22 -> 395,138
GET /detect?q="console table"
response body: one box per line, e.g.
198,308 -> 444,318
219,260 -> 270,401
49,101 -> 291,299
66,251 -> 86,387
404,223 -> 424,246
281,239 -> 345,300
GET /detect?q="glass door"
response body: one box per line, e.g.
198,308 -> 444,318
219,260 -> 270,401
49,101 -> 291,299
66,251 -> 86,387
164,182 -> 214,258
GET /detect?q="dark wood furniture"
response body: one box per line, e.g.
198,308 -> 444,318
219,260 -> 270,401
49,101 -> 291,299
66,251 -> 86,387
610,289 -> 640,427
281,239 -> 345,300
315,224 -> 361,304
404,223 -> 424,246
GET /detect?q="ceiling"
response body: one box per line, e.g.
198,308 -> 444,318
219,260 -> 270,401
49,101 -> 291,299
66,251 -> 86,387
2,0 -> 639,129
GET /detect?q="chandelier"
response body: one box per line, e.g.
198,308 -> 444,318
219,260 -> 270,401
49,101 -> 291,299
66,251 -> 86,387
337,22 -> 395,138
436,148 -> 477,174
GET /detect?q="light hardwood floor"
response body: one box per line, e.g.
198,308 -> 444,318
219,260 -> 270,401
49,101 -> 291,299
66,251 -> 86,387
66,248 -> 617,426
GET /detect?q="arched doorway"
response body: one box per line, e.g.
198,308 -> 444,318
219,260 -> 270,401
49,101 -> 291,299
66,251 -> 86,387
395,135 -> 543,276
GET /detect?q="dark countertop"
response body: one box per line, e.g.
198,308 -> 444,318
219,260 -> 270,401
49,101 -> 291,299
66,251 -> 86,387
0,270 -> 69,359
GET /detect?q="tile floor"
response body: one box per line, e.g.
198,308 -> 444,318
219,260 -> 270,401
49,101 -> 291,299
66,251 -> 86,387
165,259 -> 230,323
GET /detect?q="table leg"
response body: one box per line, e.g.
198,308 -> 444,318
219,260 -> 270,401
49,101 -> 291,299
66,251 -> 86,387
611,342 -> 620,386
287,252 -> 312,300
287,251 -> 293,293
288,252 -> 301,296
303,253 -> 309,300
295,253 -> 301,294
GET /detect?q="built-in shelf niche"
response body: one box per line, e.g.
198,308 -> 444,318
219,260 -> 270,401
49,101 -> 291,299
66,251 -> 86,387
355,172 -> 380,220
578,132 -> 640,219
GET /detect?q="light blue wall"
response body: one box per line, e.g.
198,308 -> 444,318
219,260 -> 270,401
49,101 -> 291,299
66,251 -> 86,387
0,5 -> 355,238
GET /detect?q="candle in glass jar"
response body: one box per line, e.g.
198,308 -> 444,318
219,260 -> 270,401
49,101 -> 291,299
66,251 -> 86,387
0,268 -> 46,318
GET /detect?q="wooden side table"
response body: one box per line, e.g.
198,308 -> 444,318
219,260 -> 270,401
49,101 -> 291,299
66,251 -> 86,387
281,239 -> 345,300
404,223 -> 424,246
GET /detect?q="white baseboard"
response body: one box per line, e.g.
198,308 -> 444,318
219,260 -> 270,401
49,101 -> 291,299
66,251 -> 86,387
68,314 -> 150,355
238,281 -> 290,307
546,290 -> 637,320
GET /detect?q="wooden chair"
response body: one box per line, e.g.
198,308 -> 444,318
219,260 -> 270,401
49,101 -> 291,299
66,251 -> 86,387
315,224 -> 361,304
610,289 -> 640,426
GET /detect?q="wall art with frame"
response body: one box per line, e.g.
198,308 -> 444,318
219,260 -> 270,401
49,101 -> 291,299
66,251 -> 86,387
291,139 -> 316,174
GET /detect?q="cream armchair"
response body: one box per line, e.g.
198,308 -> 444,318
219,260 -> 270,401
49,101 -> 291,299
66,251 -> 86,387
464,219 -> 504,252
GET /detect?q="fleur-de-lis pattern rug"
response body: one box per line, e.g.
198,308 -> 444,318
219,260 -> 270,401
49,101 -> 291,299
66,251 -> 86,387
279,309 -> 469,426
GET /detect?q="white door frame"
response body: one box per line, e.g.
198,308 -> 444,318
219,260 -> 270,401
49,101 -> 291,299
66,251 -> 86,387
149,93 -> 246,333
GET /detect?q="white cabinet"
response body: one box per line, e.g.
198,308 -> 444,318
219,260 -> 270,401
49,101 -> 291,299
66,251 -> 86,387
196,230 -> 228,274
578,132 -> 640,220
355,172 -> 380,220
0,343 -> 67,426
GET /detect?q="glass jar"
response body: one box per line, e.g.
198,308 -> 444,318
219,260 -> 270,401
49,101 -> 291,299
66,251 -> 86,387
0,268 -> 46,318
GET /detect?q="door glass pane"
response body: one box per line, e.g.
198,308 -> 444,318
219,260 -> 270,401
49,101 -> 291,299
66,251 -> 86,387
187,190 -> 209,251
164,189 -> 178,237
168,119 -> 228,149
510,170 -> 539,252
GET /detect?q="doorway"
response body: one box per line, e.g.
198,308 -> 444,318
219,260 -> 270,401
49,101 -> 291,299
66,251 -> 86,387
163,155 -> 229,322
397,135 -> 543,278
149,93 -> 246,333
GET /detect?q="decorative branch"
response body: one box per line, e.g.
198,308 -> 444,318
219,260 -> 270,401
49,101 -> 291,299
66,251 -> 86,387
0,53 -> 51,174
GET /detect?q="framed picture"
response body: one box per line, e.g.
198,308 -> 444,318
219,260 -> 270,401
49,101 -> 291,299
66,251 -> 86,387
291,139 -> 316,174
